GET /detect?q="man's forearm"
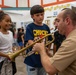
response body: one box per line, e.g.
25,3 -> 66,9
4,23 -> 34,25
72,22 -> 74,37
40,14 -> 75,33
40,50 -> 52,73
40,50 -> 57,75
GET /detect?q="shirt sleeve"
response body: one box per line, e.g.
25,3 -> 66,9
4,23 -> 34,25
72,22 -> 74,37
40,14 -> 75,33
24,25 -> 34,42
50,37 -> 76,71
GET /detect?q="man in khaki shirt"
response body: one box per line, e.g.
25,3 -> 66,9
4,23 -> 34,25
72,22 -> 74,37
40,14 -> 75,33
32,8 -> 76,75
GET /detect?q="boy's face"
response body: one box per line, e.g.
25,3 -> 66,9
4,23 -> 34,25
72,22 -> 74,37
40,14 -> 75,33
31,12 -> 44,25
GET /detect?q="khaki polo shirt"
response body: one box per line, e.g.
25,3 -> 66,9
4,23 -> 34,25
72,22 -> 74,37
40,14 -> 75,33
50,29 -> 76,75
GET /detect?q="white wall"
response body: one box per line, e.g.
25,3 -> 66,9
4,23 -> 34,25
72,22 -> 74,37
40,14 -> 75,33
0,0 -> 2,4
43,0 -> 56,4
29,0 -> 41,7
18,0 -> 28,7
4,0 -> 16,7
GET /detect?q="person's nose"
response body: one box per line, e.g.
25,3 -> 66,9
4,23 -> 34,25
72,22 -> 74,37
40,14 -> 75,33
55,24 -> 57,27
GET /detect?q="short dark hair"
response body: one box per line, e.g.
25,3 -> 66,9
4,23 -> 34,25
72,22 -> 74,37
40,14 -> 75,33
61,8 -> 76,25
30,5 -> 44,15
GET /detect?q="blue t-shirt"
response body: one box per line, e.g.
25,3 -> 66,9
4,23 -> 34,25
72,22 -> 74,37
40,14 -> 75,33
24,23 -> 52,67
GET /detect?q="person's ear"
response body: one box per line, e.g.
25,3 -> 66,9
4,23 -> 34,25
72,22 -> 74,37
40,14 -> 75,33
65,17 -> 71,25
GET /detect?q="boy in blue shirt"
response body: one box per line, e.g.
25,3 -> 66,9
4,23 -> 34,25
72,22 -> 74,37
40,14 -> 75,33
24,5 -> 52,75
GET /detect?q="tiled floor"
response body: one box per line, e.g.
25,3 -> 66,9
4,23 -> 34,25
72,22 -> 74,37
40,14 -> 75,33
15,55 -> 27,75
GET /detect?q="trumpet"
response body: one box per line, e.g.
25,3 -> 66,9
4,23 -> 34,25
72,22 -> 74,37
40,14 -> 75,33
25,40 -> 54,58
8,34 -> 54,61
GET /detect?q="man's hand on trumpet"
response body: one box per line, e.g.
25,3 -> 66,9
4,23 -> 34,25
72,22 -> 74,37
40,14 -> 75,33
32,42 -> 45,54
32,42 -> 52,57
